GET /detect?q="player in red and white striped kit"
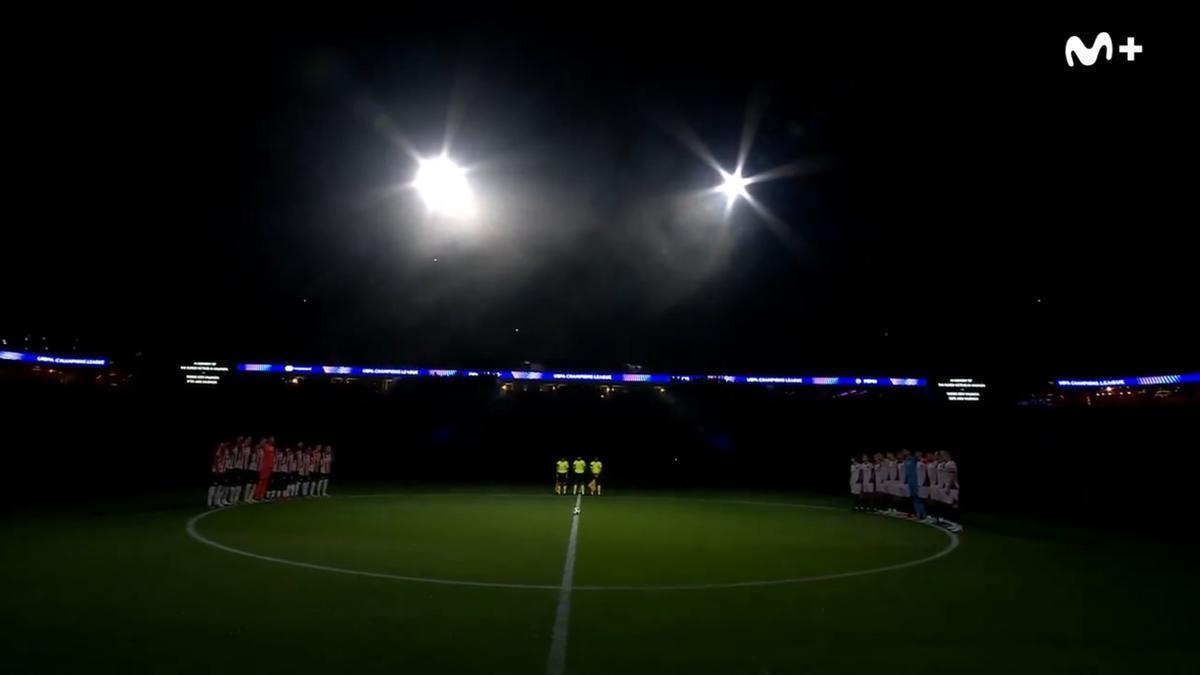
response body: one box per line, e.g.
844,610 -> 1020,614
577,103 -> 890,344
222,440 -> 240,505
243,439 -> 261,503
231,439 -> 244,504
308,445 -> 322,498
312,445 -> 324,496
205,437 -> 336,505
299,445 -> 313,497
283,444 -> 297,497
208,442 -> 228,507
268,445 -> 289,500
321,445 -> 333,497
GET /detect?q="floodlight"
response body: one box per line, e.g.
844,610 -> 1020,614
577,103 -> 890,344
414,155 -> 475,218
719,169 -> 749,205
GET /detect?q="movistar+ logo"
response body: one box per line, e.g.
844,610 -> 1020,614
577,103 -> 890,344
1065,32 -> 1143,67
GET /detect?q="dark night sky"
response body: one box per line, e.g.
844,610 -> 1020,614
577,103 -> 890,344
3,12 -> 1193,377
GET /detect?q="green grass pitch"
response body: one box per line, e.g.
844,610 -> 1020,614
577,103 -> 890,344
2,489 -> 1197,674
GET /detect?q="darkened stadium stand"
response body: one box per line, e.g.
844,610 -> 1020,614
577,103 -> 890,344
4,348 -> 1195,530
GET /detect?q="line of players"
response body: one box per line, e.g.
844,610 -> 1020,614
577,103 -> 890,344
208,436 -> 334,508
849,450 -> 960,529
555,457 -> 603,495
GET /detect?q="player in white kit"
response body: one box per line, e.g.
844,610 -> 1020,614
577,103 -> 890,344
871,453 -> 884,511
895,449 -> 911,514
941,451 -> 960,524
888,454 -> 902,511
916,452 -> 933,522
877,453 -> 890,511
883,449 -> 902,511
849,456 -> 863,510
927,451 -> 943,519
860,454 -> 875,510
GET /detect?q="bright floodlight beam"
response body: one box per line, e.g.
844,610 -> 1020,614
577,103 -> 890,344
719,169 -> 749,206
413,155 -> 475,218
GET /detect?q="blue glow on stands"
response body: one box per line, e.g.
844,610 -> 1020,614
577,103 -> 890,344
1135,373 -> 1200,386
361,368 -> 421,376
744,376 -> 807,384
233,362 -> 925,387
0,350 -> 107,367
510,370 -> 545,380
1056,373 -> 1200,388
622,373 -> 673,384
551,372 -> 614,382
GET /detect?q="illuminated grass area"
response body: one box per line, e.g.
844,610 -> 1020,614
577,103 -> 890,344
2,490 -> 1197,674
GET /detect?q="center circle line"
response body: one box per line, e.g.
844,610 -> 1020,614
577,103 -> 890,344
186,494 -> 958,591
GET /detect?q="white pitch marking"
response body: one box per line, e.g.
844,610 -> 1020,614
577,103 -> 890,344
545,493 -> 582,675
185,509 -> 560,590
573,521 -> 958,591
340,493 -> 560,500
186,494 -> 958,591
612,495 -> 842,511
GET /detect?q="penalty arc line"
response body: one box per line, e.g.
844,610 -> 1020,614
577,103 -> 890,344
546,493 -> 582,675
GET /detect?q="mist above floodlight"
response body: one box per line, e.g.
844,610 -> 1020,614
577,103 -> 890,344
414,155 -> 475,218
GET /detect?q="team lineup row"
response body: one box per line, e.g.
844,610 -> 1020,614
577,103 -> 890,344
207,436 -> 334,507
555,457 -> 604,495
850,450 -> 961,532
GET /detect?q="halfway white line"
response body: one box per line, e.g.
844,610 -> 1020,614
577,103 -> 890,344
546,493 -> 582,675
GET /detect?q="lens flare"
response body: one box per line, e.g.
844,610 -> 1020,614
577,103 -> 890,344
413,155 -> 475,218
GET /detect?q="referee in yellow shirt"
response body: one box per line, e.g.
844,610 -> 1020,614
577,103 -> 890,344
588,458 -> 603,496
572,457 -> 587,495
554,458 -> 569,495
